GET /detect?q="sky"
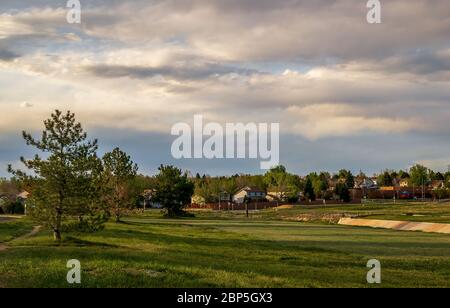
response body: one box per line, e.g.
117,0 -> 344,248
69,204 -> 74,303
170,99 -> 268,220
1,0 -> 450,177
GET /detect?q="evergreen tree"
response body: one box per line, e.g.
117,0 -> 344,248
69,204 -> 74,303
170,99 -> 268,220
9,110 -> 106,240
153,165 -> 195,217
303,176 -> 316,201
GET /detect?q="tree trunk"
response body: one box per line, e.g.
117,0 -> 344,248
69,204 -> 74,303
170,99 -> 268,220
54,229 -> 62,241
54,206 -> 62,241
115,206 -> 121,223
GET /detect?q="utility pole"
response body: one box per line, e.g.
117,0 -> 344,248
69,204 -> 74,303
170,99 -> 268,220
422,178 -> 425,201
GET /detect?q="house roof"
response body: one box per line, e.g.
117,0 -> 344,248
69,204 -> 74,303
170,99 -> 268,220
430,180 -> 444,189
235,186 -> 265,195
17,191 -> 30,199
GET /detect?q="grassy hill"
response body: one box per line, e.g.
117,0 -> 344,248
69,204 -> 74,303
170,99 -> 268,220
1,206 -> 450,288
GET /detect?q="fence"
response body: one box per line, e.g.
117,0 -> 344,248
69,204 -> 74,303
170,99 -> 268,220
189,201 -> 282,211
361,198 -> 434,205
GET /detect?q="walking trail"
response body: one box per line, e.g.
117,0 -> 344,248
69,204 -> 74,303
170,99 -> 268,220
0,226 -> 42,252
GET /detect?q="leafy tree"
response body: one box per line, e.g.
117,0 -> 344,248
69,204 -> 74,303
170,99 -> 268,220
0,179 -> 20,203
398,170 -> 410,179
264,165 -> 299,203
236,174 -> 266,192
264,165 -> 288,203
335,182 -> 351,202
221,177 -> 238,204
433,188 -> 448,200
0,179 -> 23,215
311,172 -> 330,199
153,165 -> 195,217
9,110 -> 106,240
409,164 -> 429,187
430,171 -> 445,181
102,148 -> 138,222
390,171 -> 398,180
377,171 -> 393,187
338,169 -> 355,188
444,172 -> 450,188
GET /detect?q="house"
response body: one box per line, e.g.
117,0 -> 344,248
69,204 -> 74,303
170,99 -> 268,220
142,189 -> 162,209
397,179 -> 409,188
354,178 -> 377,189
191,195 -> 206,206
266,191 -> 290,202
17,191 -> 30,201
370,177 -> 378,186
233,186 -> 266,204
430,180 -> 445,190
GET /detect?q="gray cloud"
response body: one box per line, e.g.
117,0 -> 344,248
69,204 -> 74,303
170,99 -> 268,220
0,48 -> 19,61
85,63 -> 260,81
379,51 -> 450,75
1,0 -> 450,174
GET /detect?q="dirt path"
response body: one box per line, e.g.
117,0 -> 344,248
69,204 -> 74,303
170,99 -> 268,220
0,226 -> 42,252
0,217 -> 14,223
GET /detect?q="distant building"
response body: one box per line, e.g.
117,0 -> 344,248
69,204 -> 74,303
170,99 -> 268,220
142,189 -> 162,209
17,191 -> 30,201
430,180 -> 445,190
354,178 -> 377,189
398,179 -> 409,188
191,195 -> 206,206
233,186 -> 266,204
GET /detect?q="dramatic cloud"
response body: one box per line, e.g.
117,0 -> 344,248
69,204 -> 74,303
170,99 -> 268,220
1,0 -> 450,176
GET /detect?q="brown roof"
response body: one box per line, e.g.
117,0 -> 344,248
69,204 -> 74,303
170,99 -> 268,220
241,186 -> 266,193
17,191 -> 30,199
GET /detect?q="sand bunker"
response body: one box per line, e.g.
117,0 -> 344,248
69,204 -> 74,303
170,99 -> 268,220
338,218 -> 450,234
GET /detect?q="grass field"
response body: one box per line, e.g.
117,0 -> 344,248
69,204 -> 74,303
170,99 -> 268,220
1,204 -> 450,288
198,202 -> 450,224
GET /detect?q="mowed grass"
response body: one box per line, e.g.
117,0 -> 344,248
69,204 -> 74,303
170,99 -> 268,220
198,202 -> 450,224
0,217 -> 35,243
1,209 -> 450,288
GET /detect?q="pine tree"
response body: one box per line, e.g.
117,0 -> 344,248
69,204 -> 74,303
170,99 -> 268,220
153,165 -> 194,217
9,110 -> 106,240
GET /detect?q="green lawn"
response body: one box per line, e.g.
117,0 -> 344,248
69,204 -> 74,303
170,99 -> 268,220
0,217 -> 35,243
196,202 -> 450,224
1,209 -> 450,288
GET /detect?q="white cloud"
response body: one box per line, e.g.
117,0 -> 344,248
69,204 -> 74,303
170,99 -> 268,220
1,0 -> 450,174
20,101 -> 33,108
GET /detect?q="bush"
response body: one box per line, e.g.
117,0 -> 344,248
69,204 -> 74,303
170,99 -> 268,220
0,201 -> 25,215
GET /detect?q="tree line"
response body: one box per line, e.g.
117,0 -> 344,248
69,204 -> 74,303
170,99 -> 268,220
3,110 -> 450,240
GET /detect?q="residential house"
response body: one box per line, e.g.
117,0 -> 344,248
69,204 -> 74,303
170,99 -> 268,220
354,178 -> 377,189
397,179 -> 410,188
266,191 -> 293,202
142,189 -> 162,209
17,191 -> 30,201
191,195 -> 206,206
233,186 -> 266,204
370,177 -> 378,186
430,180 -> 445,190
